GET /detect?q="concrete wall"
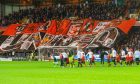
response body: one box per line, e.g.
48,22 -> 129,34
5,5 -> 34,15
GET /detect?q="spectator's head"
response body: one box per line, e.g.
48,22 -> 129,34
88,49 -> 92,52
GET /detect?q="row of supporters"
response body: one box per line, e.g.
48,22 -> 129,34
2,19 -> 136,36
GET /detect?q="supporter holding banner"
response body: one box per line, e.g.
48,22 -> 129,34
32,33 -> 41,47
40,34 -> 54,46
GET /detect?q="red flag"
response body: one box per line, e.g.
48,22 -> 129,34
2,24 -> 21,36
46,20 -> 57,35
22,23 -> 40,34
117,19 -> 136,34
57,19 -> 71,35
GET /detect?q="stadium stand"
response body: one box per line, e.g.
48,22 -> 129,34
0,0 -> 139,59
0,2 -> 127,26
115,27 -> 140,51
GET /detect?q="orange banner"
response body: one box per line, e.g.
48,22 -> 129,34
46,20 -> 57,35
2,24 -> 21,36
79,19 -> 93,34
117,19 -> 136,34
2,19 -> 136,36
39,22 -> 50,32
57,19 -> 71,35
22,23 -> 40,34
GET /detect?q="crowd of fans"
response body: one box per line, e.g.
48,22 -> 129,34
0,2 -> 127,26
115,27 -> 140,51
128,0 -> 140,14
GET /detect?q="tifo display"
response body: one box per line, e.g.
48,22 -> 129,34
0,18 -> 136,52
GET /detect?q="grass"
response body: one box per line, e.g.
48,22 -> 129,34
0,61 -> 140,84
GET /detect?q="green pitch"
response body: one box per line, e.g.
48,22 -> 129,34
0,61 -> 140,84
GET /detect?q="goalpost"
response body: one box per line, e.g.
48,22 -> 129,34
37,46 -> 77,61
